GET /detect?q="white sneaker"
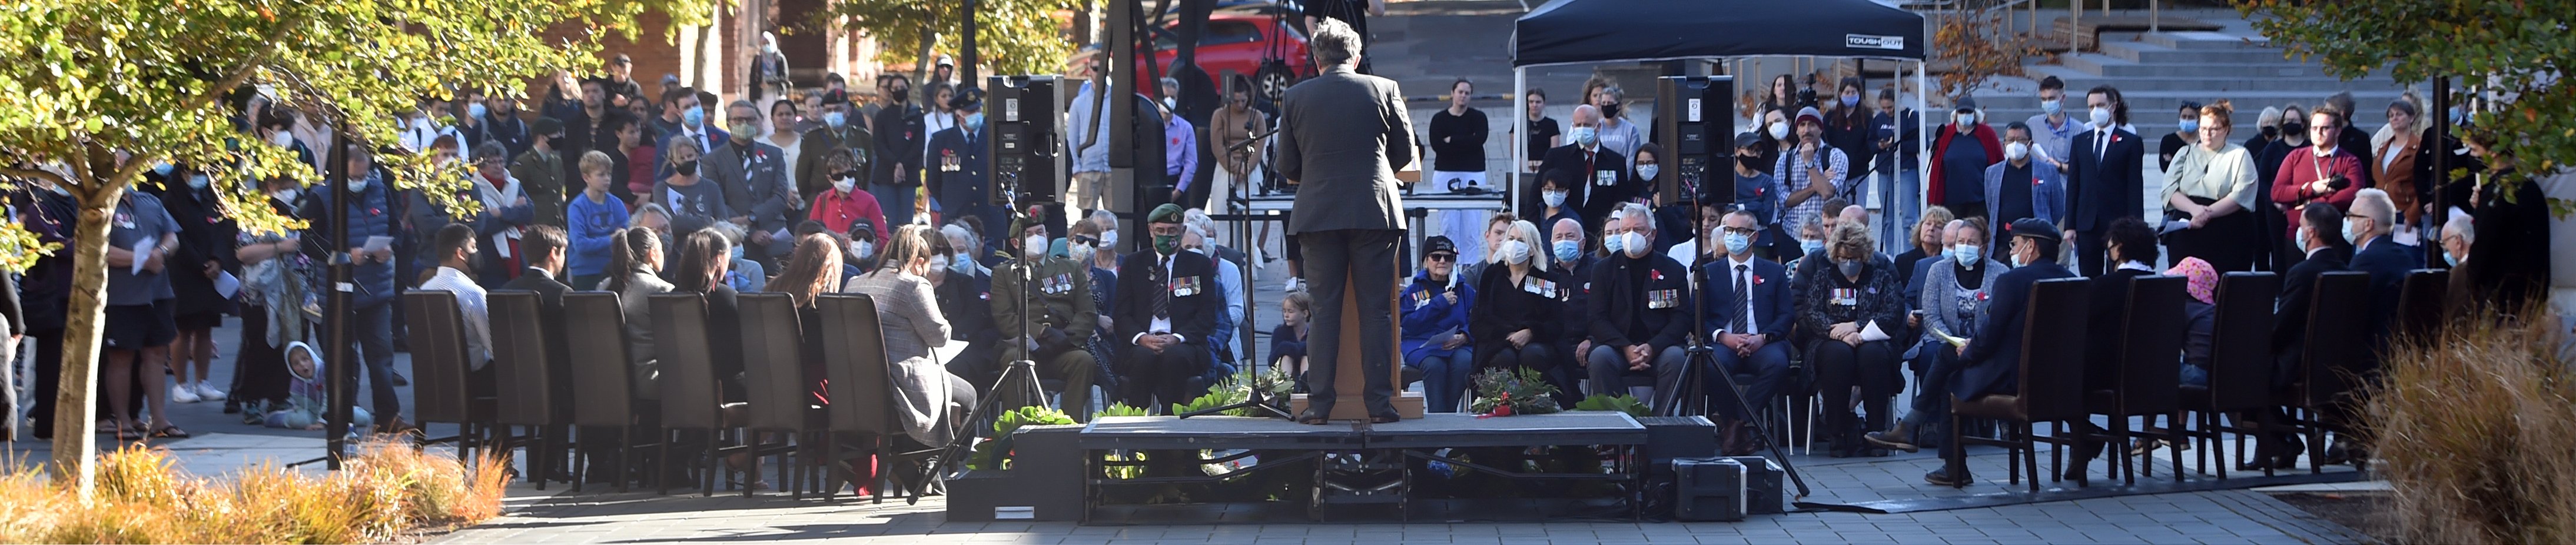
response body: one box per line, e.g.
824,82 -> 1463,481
169,384 -> 201,404
194,381 -> 227,401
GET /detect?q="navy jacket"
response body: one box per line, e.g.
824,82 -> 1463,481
2063,127 -> 2146,233
297,173 -> 403,309
925,126 -> 988,212
2346,235 -> 2422,354
1956,260 -> 2076,400
1699,256 -> 1792,341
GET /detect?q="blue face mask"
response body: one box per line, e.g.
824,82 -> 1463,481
468,102 -> 489,121
729,244 -> 743,261
2040,99 -> 2063,116
1553,240 -> 1580,262
2342,218 -> 2365,244
1602,231 -> 1624,254
1841,94 -> 1860,107
2178,119 -> 2200,134
151,162 -> 174,177
2444,251 -> 2459,267
1569,126 -> 1598,147
1953,244 -> 1981,265
824,111 -> 847,127
1722,231 -> 1751,256
1800,240 -> 1824,256
682,105 -> 705,128
965,112 -> 986,131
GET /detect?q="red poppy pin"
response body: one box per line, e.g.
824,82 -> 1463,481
1651,270 -> 1664,281
1754,276 -> 1765,285
1978,291 -> 1989,301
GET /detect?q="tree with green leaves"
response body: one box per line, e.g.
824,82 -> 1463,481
818,0 -> 1081,84
2240,0 -> 2576,219
0,0 -> 702,499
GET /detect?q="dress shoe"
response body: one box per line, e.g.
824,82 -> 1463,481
2061,464 -> 2090,484
1296,408 -> 1333,425
1924,468 -> 1970,487
390,372 -> 410,387
1863,421 -> 1920,453
2320,439 -> 2351,466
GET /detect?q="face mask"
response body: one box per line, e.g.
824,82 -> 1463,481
1722,231 -> 1751,256
1837,260 -> 1863,278
1069,242 -> 1096,263
890,88 -> 909,103
927,255 -> 949,273
682,105 -> 705,128
187,174 -> 210,190
729,122 -> 758,141
1635,164 -> 1659,181
2342,219 -> 2365,244
2005,141 -> 2030,161
2178,119 -> 2201,134
833,176 -> 857,193
468,103 -> 489,121
1553,240 -> 1580,262
347,175 -> 370,193
1800,239 -> 1824,256
1619,231 -> 1649,258
1542,190 -> 1567,208
729,244 -> 744,260
675,159 -> 699,177
2089,107 -> 2113,128
152,162 -> 174,177
1153,234 -> 1179,255
47,182 -> 69,197
1602,231 -> 1624,254
1738,155 -> 1764,171
1954,112 -> 1976,127
2011,249 -> 2030,268
1954,244 -> 1981,265
951,252 -> 975,273
270,130 -> 296,148
824,111 -> 847,127
855,240 -> 876,260
2262,126 -> 2280,139
1161,97 -> 1177,112
2445,251 -> 2459,267
1569,126 -> 1599,147
1841,94 -> 1860,107
965,112 -> 985,131
2040,99 -> 2062,115
1495,239 -> 1531,265
1603,102 -> 1623,118
2449,107 -> 2468,126
1768,122 -> 1791,141
1025,235 -> 1050,257
1099,230 -> 1118,248
2294,226 -> 2312,254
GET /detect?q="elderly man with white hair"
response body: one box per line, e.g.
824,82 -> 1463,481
2322,188 -> 2423,465
1582,203 -> 1694,410
1536,104 -> 1629,237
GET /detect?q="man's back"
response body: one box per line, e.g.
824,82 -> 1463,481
1276,68 -> 1414,234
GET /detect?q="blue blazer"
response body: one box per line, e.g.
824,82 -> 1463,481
1955,260 -> 2076,400
1698,257 -> 1792,341
2346,235 -> 2423,353
1982,159 -> 2068,227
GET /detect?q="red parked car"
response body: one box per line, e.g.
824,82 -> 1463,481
1137,11 -> 1312,103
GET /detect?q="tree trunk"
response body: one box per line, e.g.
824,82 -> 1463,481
49,182 -> 124,499
913,32 -> 937,97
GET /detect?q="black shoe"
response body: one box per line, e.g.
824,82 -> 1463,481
222,400 -> 241,414
1296,408 -> 1333,425
1399,365 -> 1424,388
1924,468 -> 1969,487
1863,422 -> 1920,453
2062,464 -> 2090,484
390,373 -> 410,387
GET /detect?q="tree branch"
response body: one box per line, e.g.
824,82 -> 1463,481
0,167 -> 68,187
178,18 -> 298,116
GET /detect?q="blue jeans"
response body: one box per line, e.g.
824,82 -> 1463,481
2181,362 -> 2210,387
1407,348 -> 1474,413
871,184 -> 915,227
348,304 -> 399,424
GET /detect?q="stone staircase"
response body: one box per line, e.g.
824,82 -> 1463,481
1973,29 -> 2414,148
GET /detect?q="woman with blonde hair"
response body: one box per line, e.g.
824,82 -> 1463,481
1470,220 -> 1575,403
2162,99 -> 2262,272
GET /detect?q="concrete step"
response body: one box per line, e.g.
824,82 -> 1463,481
2142,31 -> 2272,50
2060,54 -> 2343,79
2099,41 -> 2295,65
2021,65 -> 2401,93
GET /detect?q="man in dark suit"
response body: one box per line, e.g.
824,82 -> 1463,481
2328,188 -> 2419,464
1871,218 -> 2075,486
1533,104 -> 1631,237
1586,203 -> 1692,410
1110,204 -> 1221,413
1700,209 -> 1793,454
872,74 -> 927,227
2061,85 -> 2145,277
2254,203 -> 2350,470
926,89 -> 1000,247
1273,17 -> 1416,423
496,225 -> 580,481
705,100 -> 794,264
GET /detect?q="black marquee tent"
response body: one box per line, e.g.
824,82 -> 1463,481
1507,0 -> 1931,208
1512,0 -> 1928,67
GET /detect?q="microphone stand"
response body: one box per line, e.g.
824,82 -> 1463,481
1662,168 -> 1810,499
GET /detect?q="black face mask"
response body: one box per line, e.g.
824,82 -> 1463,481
1737,155 -> 1763,171
1602,102 -> 1622,118
675,159 -> 699,177
2282,122 -> 2307,135
2261,126 -> 2279,139
891,88 -> 909,103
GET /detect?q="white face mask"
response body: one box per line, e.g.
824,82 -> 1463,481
1954,112 -> 1976,127
1098,230 -> 1118,248
1619,231 -> 1650,258
270,130 -> 296,148
853,240 -> 876,260
2089,107 -> 2114,128
927,255 -> 950,274
833,176 -> 857,193
1068,242 -> 1096,262
2005,141 -> 2030,161
1767,121 -> 1790,141
1025,234 -> 1050,257
1495,239 -> 1531,265
1542,190 -> 1568,208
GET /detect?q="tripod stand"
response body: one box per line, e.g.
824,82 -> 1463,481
1180,132 -> 1292,421
1658,188 -> 1811,499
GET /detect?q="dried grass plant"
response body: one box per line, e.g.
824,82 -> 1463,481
2365,298 -> 2576,544
0,440 -> 506,544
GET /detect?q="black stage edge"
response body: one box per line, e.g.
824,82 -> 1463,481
1795,467 -> 2368,514
1075,413 -> 1650,524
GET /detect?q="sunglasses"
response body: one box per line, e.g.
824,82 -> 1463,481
1425,253 -> 1457,262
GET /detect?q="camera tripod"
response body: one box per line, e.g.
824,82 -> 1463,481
1657,185 -> 1811,499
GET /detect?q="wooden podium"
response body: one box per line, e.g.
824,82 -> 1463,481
1289,264 -> 1426,420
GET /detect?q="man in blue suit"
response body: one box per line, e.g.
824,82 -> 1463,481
2060,85 -> 2144,277
1869,218 -> 2075,486
2327,188 -> 2420,464
1700,208 -> 1793,456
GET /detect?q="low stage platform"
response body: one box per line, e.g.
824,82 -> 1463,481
1073,413 -> 1655,523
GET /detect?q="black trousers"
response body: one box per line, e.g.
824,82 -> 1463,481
230,305 -> 293,406
1811,339 -> 1898,444
1299,228 -> 1402,416
2074,228 -> 2109,277
1117,343 -> 1210,412
25,328 -> 62,437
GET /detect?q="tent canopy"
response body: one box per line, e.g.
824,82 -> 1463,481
1513,0 -> 1927,67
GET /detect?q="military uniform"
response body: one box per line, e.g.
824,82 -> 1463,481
994,251 -> 1100,421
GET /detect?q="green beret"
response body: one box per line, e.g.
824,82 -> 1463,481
1147,203 -> 1184,224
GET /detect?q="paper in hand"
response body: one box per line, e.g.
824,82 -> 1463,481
1928,325 -> 1971,348
130,236 -> 157,275
363,235 -> 395,255
1858,321 -> 1892,343
214,271 -> 243,300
